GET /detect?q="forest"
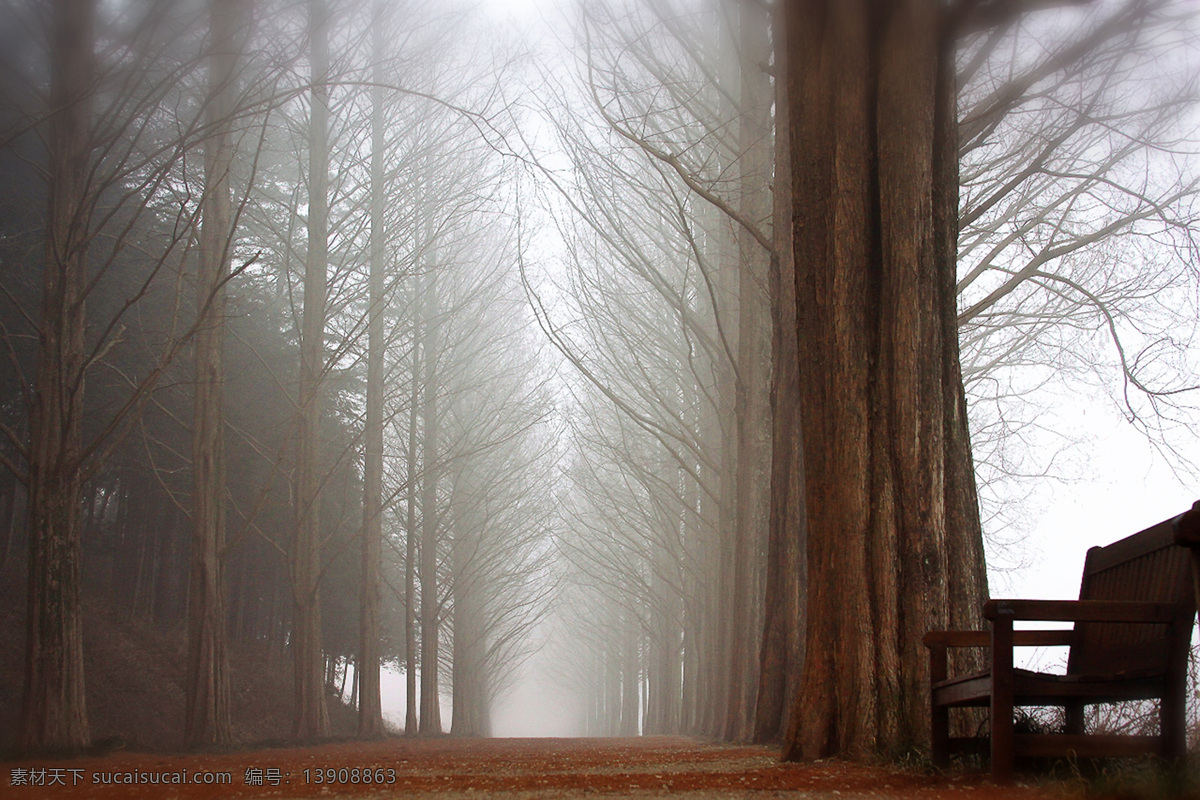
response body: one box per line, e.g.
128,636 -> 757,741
1,0 -> 1198,770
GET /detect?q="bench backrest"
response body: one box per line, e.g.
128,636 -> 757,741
1068,516 -> 1195,678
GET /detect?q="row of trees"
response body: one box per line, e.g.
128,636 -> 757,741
1,0 -> 554,753
3,0 -> 1197,762
534,0 -> 1198,755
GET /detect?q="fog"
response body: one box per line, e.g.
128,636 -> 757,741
1,0 -> 1197,756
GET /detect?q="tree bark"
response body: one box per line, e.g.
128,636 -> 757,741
619,613 -> 639,736
18,0 -> 95,756
725,0 -> 774,743
782,0 -> 987,760
357,0 -> 386,740
418,261 -> 442,736
404,342 -> 420,735
185,0 -> 242,749
292,0 -> 331,741
448,482 -> 485,737
754,6 -> 806,745
604,621 -> 621,735
680,455 -> 701,734
707,217 -> 738,740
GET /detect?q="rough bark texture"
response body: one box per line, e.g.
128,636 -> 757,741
18,0 -> 95,756
782,0 -> 987,760
357,0 -> 386,740
185,0 -> 241,749
292,0 -> 331,741
754,7 -> 806,745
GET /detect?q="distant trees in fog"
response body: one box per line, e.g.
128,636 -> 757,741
2,0 -> 1197,762
530,0 -> 1199,751
1,0 -> 554,753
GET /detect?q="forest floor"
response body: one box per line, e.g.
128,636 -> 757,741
4,734 -> 1179,800
2,584 -> 1194,799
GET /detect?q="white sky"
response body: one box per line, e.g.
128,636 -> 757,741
994,396 -> 1196,601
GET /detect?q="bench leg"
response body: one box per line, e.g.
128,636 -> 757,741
1161,690 -> 1186,762
990,619 -> 1015,784
931,705 -> 949,768
990,695 -> 1014,783
1064,700 -> 1084,736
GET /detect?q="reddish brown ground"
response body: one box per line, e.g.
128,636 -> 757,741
5,736 -> 1093,799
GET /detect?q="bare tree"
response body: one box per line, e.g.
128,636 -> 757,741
185,0 -> 249,749
954,0 -> 1200,537
357,0 -> 388,740
292,0 -> 332,741
17,0 -> 97,755
8,0 -> 242,753
525,0 -> 776,741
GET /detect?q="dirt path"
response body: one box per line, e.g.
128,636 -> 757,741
5,736 -> 1074,799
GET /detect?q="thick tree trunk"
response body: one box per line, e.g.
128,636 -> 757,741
18,0 -> 95,756
357,0 -> 386,740
782,0 -> 987,760
725,0 -> 774,743
292,0 -> 331,741
754,11 -> 806,745
185,0 -> 242,749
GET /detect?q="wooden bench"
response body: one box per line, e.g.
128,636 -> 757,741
924,508 -> 1197,781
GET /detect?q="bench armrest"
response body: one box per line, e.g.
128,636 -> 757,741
983,599 -> 1181,623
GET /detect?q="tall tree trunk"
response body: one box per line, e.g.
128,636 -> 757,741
679,454 -> 701,734
726,0 -> 774,743
781,0 -> 987,760
604,622 -> 621,736
18,0 -> 95,756
404,344 -> 420,735
705,213 -> 738,739
754,9 -> 806,745
418,262 -> 442,736
448,484 -> 484,737
357,0 -> 386,740
292,0 -> 331,741
619,614 -> 639,737
449,573 -> 481,736
693,335 -> 722,736
186,0 -> 242,749
649,452 -> 685,736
